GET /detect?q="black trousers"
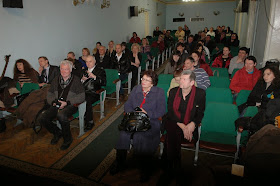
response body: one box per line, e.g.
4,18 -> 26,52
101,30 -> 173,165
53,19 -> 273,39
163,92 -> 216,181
131,65 -> 138,89
85,94 -> 99,122
39,105 -> 77,142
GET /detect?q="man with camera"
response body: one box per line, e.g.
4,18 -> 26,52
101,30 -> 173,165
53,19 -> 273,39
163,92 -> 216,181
81,55 -> 106,132
39,60 -> 85,150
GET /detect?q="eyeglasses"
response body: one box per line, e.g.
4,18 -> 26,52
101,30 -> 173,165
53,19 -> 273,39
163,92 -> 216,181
141,78 -> 152,82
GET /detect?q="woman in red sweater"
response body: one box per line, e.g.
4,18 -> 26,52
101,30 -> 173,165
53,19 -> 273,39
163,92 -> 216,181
212,46 -> 233,68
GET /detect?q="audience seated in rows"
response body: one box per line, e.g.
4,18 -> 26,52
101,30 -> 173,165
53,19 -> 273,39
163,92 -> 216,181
239,66 -> 280,115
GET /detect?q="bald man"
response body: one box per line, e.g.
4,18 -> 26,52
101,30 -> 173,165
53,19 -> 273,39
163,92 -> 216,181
82,55 -> 106,131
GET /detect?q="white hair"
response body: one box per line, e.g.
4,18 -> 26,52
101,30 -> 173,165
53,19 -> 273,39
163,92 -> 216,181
60,60 -> 73,72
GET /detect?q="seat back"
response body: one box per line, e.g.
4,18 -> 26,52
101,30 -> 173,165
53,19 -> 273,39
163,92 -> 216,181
243,106 -> 258,117
231,68 -> 239,78
206,87 -> 233,106
158,74 -> 173,85
236,89 -> 251,106
150,47 -> 159,59
209,76 -> 230,88
18,83 -> 40,95
200,102 -> 240,145
140,53 -> 148,70
157,83 -> 169,111
104,69 -> 119,94
211,67 -> 229,77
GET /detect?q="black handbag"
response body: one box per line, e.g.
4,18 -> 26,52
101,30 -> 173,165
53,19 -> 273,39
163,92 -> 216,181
118,112 -> 151,132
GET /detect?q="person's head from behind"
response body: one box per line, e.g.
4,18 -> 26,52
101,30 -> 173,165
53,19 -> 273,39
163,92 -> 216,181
14,59 -> 32,74
174,68 -> 183,84
60,60 -> 73,79
198,40 -> 205,46
67,52 -> 76,60
176,43 -> 185,54
141,70 -> 158,88
86,55 -> 96,69
82,48 -> 90,56
99,46 -> 106,56
115,44 -> 122,54
38,56 -> 49,68
222,46 -> 231,56
245,56 -> 257,73
262,66 -> 280,85
180,70 -> 196,90
238,47 -> 249,60
183,57 -> 195,71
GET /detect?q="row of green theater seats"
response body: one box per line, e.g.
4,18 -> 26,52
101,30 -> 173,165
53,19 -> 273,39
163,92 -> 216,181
156,72 -> 252,164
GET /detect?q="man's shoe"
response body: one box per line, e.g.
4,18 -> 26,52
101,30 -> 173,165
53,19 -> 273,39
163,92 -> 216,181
60,137 -> 73,150
50,131 -> 62,145
84,122 -> 95,132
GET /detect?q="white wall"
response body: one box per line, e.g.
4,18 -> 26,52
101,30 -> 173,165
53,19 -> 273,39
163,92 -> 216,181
0,0 -> 166,78
165,1 -> 236,35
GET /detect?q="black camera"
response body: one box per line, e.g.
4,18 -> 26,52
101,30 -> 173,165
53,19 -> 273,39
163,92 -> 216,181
54,98 -> 64,108
134,106 -> 142,112
83,71 -> 89,78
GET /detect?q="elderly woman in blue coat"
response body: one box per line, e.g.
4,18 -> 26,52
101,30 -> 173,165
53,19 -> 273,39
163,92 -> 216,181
110,70 -> 166,182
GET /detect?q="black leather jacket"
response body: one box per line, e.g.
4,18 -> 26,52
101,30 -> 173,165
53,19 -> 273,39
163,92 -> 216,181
82,66 -> 106,96
111,53 -> 131,74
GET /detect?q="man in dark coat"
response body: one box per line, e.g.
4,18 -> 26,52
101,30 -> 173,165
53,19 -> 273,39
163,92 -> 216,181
82,55 -> 106,131
39,60 -> 85,150
95,46 -> 111,69
38,56 -> 59,86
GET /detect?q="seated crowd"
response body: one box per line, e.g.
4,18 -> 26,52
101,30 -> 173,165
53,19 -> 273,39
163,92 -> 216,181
0,25 -> 279,184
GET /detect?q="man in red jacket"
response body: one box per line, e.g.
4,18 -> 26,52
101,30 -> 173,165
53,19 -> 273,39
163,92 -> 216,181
230,56 -> 261,95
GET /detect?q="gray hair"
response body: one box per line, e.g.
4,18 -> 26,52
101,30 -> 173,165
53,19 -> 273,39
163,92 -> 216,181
60,60 -> 73,72
181,70 -> 196,81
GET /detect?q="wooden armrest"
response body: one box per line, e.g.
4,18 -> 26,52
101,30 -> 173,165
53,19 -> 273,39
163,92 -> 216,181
238,126 -> 244,133
113,79 -> 120,84
73,102 -> 84,107
96,88 -> 105,94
